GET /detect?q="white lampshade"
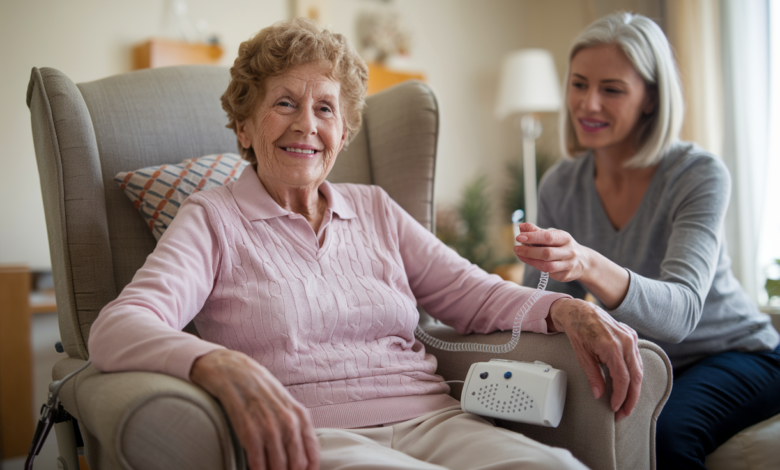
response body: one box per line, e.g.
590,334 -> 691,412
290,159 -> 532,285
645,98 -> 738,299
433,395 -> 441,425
495,49 -> 561,120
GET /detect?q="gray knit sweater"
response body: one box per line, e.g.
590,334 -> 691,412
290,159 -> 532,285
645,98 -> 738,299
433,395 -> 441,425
522,142 -> 779,368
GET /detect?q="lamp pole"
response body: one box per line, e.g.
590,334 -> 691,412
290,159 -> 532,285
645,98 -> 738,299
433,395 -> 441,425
495,48 -> 560,228
519,114 -> 542,226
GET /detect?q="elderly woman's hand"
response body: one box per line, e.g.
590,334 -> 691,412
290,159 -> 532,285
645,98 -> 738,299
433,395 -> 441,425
190,349 -> 319,470
548,298 -> 643,421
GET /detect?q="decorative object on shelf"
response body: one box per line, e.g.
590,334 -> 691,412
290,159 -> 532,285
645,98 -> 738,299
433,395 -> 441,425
356,7 -> 411,64
355,6 -> 425,95
495,49 -> 561,225
169,0 -> 199,42
133,0 -> 222,70
436,176 -> 496,272
291,0 -> 332,26
353,4 -> 423,95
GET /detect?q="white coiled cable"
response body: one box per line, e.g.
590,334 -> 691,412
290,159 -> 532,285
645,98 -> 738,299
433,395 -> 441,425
414,271 -> 549,353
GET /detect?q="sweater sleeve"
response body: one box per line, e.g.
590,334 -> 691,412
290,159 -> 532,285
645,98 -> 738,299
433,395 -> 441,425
88,196 -> 226,381
610,156 -> 731,343
381,191 -> 570,335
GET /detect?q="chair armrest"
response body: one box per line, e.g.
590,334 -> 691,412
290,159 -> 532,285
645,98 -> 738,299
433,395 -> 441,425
421,324 -> 671,470
53,357 -> 244,470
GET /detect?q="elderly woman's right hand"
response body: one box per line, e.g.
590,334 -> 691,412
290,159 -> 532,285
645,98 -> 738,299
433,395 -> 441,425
190,349 -> 319,470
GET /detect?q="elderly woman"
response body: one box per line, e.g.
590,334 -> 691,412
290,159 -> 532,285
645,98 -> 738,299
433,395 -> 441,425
90,18 -> 640,470
519,13 -> 780,469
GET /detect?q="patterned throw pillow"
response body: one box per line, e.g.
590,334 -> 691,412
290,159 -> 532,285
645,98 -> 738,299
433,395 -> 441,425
115,153 -> 249,240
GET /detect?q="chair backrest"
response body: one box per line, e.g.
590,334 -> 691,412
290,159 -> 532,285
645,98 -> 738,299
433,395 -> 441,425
27,65 -> 439,360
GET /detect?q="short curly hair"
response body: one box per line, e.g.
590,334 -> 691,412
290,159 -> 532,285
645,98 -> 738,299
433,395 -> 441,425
221,18 -> 369,164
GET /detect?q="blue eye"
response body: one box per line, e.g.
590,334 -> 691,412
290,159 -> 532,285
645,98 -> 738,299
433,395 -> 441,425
278,101 -> 293,107
320,106 -> 332,113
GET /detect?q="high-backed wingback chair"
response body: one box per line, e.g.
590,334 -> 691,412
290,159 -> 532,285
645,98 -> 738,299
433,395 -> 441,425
27,65 -> 672,470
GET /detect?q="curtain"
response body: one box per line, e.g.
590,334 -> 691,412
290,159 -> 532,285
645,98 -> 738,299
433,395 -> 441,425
758,3 -> 780,307
665,0 -> 770,302
719,0 -> 770,302
665,0 -> 724,157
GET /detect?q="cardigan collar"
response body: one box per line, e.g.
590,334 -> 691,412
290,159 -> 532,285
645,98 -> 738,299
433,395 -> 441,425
231,165 -> 357,222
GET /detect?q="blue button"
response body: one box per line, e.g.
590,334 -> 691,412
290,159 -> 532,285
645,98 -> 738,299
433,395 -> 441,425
480,372 -> 489,379
504,371 -> 512,379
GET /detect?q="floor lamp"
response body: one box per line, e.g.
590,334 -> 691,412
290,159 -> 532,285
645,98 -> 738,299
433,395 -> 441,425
495,49 -> 561,226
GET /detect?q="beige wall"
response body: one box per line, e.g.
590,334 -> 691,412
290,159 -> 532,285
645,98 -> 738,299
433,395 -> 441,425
0,0 -> 660,269
0,0 -> 287,269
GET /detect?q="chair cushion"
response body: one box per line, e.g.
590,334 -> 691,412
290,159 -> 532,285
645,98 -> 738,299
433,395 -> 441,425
705,412 -> 780,470
115,153 -> 248,239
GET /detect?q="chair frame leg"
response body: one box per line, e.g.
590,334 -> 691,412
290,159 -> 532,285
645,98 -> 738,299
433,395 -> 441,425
54,418 -> 79,470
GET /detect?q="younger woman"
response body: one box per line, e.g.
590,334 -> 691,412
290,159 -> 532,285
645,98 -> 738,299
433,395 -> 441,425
520,12 -> 780,469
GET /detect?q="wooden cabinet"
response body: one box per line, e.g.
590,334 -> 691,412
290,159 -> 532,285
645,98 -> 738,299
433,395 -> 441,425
0,266 -> 34,459
367,62 -> 425,95
133,38 -> 223,70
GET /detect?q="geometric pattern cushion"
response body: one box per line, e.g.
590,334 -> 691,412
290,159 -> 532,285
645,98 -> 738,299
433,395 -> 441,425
115,153 -> 249,240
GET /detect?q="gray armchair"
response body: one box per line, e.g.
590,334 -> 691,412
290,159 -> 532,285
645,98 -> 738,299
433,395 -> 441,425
27,65 -> 672,470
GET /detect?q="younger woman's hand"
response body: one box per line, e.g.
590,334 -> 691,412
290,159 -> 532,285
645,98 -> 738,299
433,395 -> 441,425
514,223 -> 593,283
190,349 -> 319,470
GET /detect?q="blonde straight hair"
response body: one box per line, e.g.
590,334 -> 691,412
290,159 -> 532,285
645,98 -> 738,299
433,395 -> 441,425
560,12 -> 684,168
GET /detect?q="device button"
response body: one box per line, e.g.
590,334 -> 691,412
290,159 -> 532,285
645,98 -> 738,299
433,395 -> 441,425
480,372 -> 489,379
504,371 -> 512,379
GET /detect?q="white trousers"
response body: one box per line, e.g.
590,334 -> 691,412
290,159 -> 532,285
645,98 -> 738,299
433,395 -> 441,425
317,406 -> 588,470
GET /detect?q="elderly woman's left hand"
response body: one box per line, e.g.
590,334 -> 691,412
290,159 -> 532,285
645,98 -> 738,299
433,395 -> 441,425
548,298 -> 643,421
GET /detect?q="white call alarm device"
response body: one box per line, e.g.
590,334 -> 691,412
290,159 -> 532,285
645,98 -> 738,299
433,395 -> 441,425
460,359 -> 567,427
414,224 -> 567,427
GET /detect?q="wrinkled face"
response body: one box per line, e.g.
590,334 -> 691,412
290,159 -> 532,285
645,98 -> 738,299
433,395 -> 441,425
237,61 -> 346,189
568,44 -> 655,156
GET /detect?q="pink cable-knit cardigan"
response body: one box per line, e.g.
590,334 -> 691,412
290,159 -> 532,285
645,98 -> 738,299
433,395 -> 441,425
89,168 -> 568,428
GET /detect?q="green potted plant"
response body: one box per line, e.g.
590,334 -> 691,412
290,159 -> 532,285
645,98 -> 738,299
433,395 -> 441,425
436,176 -> 496,272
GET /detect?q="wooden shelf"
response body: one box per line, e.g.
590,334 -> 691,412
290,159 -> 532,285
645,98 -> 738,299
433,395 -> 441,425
367,63 -> 425,95
29,291 -> 57,314
133,38 -> 224,70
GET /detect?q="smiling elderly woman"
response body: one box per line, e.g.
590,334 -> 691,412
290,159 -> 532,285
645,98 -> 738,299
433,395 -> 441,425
89,18 -> 640,470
